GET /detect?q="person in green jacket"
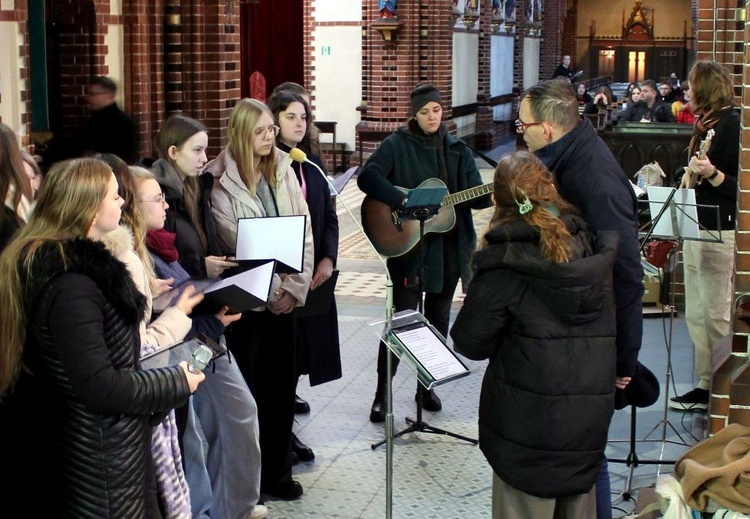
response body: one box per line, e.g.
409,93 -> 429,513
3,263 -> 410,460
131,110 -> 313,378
357,83 -> 491,422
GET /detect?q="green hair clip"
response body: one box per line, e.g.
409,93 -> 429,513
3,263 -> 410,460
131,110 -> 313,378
514,188 -> 533,215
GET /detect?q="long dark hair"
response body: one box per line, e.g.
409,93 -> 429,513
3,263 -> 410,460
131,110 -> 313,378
0,124 -> 32,227
154,114 -> 209,250
266,91 -> 314,154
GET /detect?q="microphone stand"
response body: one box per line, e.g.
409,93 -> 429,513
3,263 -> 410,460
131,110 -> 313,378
291,152 -> 396,518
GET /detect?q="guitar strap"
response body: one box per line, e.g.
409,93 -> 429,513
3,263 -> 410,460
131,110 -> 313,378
457,138 -> 498,168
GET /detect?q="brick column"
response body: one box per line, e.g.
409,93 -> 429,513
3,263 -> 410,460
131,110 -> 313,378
540,0 -> 564,81
700,0 -> 750,433
357,0 -> 454,163
0,1 -> 30,136
474,0 -> 493,148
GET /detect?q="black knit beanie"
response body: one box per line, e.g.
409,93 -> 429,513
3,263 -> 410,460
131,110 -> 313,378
410,85 -> 442,116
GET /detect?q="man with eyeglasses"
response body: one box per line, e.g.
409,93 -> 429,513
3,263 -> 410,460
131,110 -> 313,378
518,78 -> 645,519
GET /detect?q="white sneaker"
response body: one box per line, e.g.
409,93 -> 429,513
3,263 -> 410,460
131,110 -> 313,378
249,504 -> 268,519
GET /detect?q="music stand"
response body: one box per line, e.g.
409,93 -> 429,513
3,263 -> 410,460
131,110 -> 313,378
371,187 -> 478,449
609,186 -> 720,502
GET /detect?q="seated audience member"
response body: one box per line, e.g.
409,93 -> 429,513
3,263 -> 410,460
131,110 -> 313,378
658,81 -> 674,104
675,80 -> 695,124
583,85 -> 614,115
575,83 -> 592,106
621,80 -> 675,122
0,157 -> 202,517
622,83 -> 641,112
451,150 -> 617,519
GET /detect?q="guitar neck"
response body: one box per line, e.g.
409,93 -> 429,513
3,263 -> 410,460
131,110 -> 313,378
442,183 -> 493,208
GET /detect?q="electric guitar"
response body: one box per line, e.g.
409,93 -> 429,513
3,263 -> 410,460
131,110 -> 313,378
361,178 -> 493,258
684,128 -> 715,189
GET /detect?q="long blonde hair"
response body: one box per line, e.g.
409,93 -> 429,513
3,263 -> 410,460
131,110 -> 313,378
0,158 -> 113,397
227,98 -> 278,196
484,151 -> 577,263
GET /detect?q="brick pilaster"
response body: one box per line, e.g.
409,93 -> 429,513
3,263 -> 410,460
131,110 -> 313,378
706,1 -> 750,434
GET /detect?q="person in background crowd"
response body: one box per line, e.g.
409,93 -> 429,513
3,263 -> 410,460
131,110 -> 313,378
0,157 -> 202,517
621,80 -> 675,122
0,123 -> 33,250
267,90 -> 342,466
151,114 -> 268,518
357,83 -> 491,423
575,82 -> 592,106
621,84 -> 642,113
553,55 -> 575,81
518,78 -> 644,519
79,76 -> 140,164
675,80 -> 695,124
451,150 -> 617,519
670,61 -> 739,412
208,98 -> 314,501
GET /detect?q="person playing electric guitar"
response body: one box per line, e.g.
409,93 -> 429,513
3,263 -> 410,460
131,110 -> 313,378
357,83 -> 492,423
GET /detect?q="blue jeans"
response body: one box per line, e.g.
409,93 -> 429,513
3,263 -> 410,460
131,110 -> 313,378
184,350 -> 262,519
595,456 -> 612,519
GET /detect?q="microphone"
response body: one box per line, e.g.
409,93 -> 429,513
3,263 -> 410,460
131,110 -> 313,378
288,147 -> 392,299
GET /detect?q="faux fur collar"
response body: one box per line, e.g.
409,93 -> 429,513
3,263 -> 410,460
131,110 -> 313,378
24,238 -> 146,324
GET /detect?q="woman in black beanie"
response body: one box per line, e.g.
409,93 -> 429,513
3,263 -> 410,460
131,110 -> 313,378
357,83 -> 492,422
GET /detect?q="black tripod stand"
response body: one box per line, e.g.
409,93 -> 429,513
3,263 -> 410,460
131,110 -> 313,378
372,208 -> 477,449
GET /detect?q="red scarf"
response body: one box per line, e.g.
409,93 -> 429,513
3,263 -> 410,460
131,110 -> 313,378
146,229 -> 179,263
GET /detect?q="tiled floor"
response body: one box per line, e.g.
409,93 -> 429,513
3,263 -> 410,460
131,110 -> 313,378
264,139 -> 707,518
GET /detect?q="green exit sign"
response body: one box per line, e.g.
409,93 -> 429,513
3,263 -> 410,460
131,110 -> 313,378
322,46 -> 331,56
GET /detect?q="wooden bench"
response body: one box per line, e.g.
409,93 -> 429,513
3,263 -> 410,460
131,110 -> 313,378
599,122 -> 693,183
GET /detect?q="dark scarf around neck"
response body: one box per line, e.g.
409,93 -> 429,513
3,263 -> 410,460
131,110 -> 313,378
408,120 -> 449,182
689,106 -> 732,157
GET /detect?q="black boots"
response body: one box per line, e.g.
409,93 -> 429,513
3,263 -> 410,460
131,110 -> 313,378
369,383 -> 443,423
416,385 -> 442,412
370,392 -> 387,423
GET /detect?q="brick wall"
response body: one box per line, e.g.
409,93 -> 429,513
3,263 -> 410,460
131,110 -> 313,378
697,0 -> 750,433
356,0 -> 455,163
122,0 -> 241,159
540,0 -> 564,81
561,0 -> 579,70
0,2 -> 30,137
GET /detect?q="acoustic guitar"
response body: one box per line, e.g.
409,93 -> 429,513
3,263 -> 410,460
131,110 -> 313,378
361,178 -> 493,258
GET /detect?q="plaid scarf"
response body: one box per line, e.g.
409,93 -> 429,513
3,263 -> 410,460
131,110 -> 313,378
689,106 -> 733,158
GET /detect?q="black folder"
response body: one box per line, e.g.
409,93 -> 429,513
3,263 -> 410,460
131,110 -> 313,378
296,269 -> 339,318
153,260 -> 275,315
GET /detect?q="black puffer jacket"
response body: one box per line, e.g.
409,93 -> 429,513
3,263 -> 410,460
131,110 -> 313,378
450,215 -> 617,498
5,238 -> 191,517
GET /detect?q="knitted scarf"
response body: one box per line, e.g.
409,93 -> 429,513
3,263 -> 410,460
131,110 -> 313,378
689,106 -> 733,158
147,228 -> 180,263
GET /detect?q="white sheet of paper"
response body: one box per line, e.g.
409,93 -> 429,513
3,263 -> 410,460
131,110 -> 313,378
393,325 -> 468,382
235,215 -> 306,272
647,186 -> 701,240
204,261 -> 275,299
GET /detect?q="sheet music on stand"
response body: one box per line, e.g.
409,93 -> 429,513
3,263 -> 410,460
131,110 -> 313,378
641,187 -> 722,244
368,310 -> 469,390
